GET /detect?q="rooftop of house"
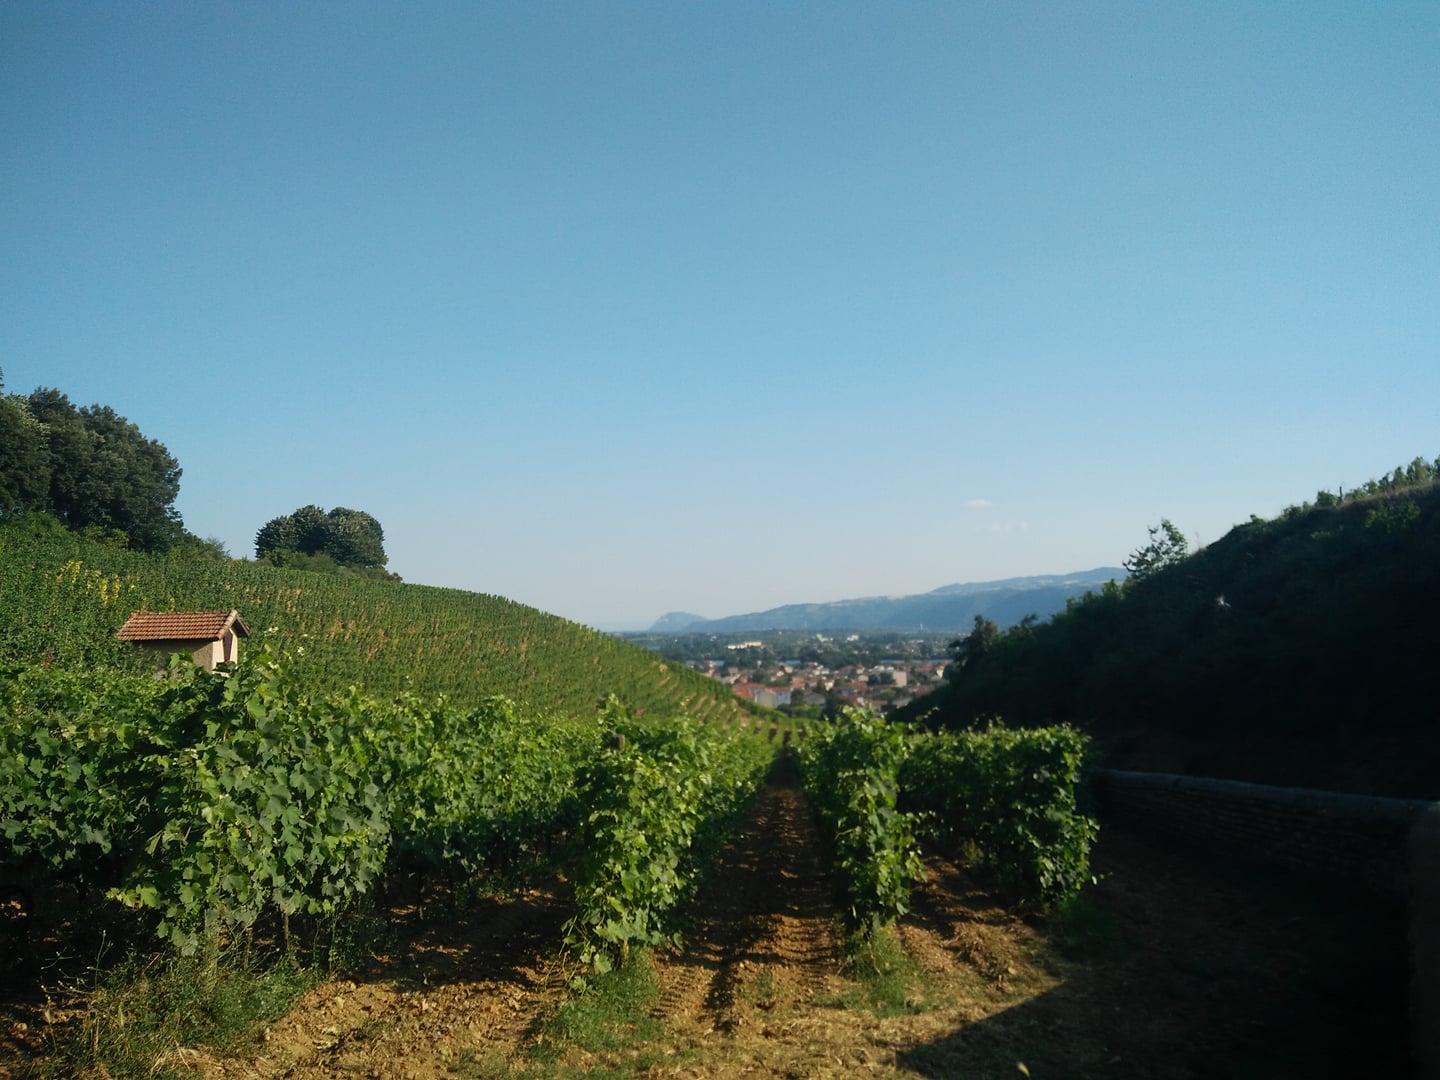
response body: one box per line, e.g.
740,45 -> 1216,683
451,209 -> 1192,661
116,609 -> 251,643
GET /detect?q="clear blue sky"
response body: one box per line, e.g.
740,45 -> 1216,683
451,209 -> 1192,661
3,3 -> 1436,630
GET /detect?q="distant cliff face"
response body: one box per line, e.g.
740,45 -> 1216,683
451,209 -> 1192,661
648,611 -> 709,633
656,569 -> 1125,634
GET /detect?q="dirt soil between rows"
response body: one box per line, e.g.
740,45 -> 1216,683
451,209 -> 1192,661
2,756 -> 1410,1079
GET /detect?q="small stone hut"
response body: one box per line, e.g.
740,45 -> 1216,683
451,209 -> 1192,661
116,609 -> 251,671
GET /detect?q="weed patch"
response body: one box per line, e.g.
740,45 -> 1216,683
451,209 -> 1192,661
838,926 -> 933,1017
532,951 -> 663,1062
41,943 -> 314,1079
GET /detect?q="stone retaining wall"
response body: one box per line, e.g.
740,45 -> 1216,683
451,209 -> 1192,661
1090,767 -> 1428,900
1090,767 -> 1439,1078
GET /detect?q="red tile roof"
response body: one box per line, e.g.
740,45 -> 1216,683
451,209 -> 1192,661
116,610 -> 250,642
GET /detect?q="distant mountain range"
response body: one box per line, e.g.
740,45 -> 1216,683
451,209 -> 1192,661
649,568 -> 1126,634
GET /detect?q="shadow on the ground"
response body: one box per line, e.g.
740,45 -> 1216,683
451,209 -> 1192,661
899,827 -> 1410,1080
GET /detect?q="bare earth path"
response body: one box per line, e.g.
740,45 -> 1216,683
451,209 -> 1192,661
645,766 -> 850,1070
554,758 -> 1068,1078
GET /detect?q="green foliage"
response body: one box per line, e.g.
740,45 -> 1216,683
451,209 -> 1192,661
8,386 -> 185,551
256,504 -> 387,569
796,709 -> 924,933
568,706 -> 771,969
892,456 -> 1440,798
1122,518 -> 1189,581
114,649 -> 393,952
1363,498 -> 1421,534
51,946 -> 315,1080
0,387 -> 52,517
0,646 -> 609,956
841,925 -> 929,1016
945,614 -> 998,685
1313,454 -> 1438,509
0,664 -> 162,892
0,649 -> 392,953
0,519 -> 759,723
537,950 -> 663,1059
901,723 -> 1097,906
379,692 -> 599,879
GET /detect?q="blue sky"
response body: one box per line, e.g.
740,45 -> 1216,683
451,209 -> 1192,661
3,3 -> 1437,630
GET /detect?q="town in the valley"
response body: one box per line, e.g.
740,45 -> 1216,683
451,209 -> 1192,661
636,631 -> 956,715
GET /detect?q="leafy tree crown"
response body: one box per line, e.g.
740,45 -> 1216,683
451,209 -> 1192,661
255,505 -> 387,569
1123,518 -> 1189,581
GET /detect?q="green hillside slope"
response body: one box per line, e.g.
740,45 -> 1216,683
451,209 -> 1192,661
897,475 -> 1440,798
0,517 -> 755,723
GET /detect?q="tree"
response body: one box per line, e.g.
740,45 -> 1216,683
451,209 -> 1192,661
69,402 -> 185,551
1,382 -> 185,551
290,504 -> 331,553
173,534 -> 231,560
254,513 -> 301,558
256,505 -> 388,570
321,507 -> 386,569
0,372 -> 51,517
945,614 -> 998,685
1123,518 -> 1189,581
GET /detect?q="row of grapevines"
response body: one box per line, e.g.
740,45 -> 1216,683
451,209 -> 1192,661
900,722 -> 1098,906
567,703 -> 773,971
0,653 -> 387,952
378,690 -> 597,880
795,708 -> 925,933
0,662 -> 162,892
0,647 -> 601,954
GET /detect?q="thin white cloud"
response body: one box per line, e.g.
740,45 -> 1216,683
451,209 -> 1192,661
966,498 -> 993,509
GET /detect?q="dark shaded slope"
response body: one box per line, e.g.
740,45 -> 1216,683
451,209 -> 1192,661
898,484 -> 1440,798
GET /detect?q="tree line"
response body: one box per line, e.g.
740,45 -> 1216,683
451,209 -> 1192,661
0,373 -> 188,552
2,371 -> 390,571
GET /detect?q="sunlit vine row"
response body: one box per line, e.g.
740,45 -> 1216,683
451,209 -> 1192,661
796,708 -> 925,933
0,647 -> 603,954
566,702 -> 774,971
